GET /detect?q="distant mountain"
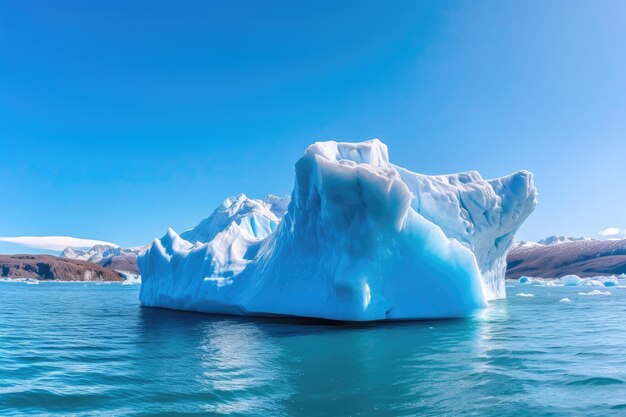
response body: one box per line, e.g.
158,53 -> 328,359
60,245 -> 145,274
507,237 -> 626,278
0,254 -> 124,281
513,235 -> 593,250
537,235 -> 593,246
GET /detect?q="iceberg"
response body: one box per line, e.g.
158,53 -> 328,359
560,275 -> 582,286
603,277 -> 619,287
139,139 -> 537,320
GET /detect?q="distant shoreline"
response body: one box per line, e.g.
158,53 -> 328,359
0,254 -> 132,282
0,278 -> 136,283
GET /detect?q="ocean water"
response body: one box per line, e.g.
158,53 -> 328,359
2,281 -> 626,416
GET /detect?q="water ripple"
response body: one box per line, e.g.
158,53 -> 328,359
2,282 -> 626,416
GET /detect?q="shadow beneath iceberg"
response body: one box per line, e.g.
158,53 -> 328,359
138,304 -> 475,338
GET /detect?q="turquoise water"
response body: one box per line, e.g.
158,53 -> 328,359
2,281 -> 626,416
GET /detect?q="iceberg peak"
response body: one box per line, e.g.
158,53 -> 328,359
304,138 -> 390,167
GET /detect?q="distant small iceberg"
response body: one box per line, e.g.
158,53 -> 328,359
512,274 -> 626,288
119,272 -> 141,285
578,290 -> 611,296
560,275 -> 582,286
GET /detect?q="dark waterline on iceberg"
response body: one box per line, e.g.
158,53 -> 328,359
2,282 -> 626,416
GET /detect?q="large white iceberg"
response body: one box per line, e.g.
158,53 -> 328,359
139,139 -> 537,320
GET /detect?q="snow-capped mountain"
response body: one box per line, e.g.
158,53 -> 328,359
61,245 -> 146,274
538,235 -> 593,246
139,139 -> 537,321
507,237 -> 626,278
512,235 -> 593,250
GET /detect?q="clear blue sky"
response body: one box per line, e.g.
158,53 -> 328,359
1,0 -> 625,252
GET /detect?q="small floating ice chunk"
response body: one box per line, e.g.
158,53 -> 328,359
119,272 -> 142,285
578,290 -> 611,296
537,279 -> 560,287
560,275 -> 581,286
582,279 -> 604,287
559,298 -> 571,303
518,276 -> 531,283
516,292 -> 534,297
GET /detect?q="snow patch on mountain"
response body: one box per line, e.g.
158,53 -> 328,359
61,245 -> 146,274
61,245 -> 144,262
513,235 -> 593,249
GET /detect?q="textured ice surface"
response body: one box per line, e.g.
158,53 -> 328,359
139,140 -> 537,320
179,194 -> 290,245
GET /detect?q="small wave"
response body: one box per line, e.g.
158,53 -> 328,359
567,377 -> 624,386
559,298 -> 571,303
516,293 -> 534,297
578,290 -> 611,296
